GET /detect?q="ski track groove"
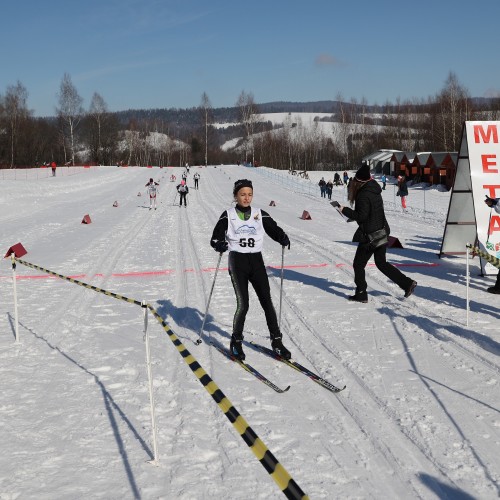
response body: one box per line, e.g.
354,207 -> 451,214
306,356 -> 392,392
268,220 -> 498,496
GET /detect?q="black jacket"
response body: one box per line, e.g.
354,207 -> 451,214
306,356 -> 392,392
341,179 -> 390,243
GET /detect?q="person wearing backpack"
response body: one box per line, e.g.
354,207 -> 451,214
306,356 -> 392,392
177,180 -> 189,206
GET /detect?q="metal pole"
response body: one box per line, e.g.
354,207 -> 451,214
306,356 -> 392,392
11,255 -> 20,344
279,245 -> 285,330
466,244 -> 470,327
197,252 -> 223,345
142,301 -> 159,465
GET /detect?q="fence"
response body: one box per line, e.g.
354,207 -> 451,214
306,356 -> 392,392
0,166 -> 96,181
7,254 -> 308,499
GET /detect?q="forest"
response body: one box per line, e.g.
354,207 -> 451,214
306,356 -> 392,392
1,72 -> 499,171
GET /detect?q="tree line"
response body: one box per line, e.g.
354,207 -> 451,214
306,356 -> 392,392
1,72 -> 499,170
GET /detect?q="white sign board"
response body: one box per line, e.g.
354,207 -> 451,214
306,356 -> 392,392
467,122 -> 500,274
440,121 -> 500,275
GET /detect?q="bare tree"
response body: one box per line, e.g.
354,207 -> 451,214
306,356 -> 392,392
4,81 -> 30,167
56,73 -> 84,165
436,72 -> 471,151
88,92 -> 107,162
236,90 -> 259,165
199,92 -> 213,166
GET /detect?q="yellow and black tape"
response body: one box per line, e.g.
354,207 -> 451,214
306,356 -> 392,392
13,257 -> 308,499
467,245 -> 500,270
14,257 -> 142,306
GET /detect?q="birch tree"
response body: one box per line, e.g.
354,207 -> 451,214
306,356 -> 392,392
199,92 -> 213,166
56,73 -> 84,165
4,81 -> 30,167
236,90 -> 259,165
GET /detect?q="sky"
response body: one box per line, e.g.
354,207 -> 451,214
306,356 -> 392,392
2,0 -> 500,117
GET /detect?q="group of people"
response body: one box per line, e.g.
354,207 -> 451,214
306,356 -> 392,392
145,170 -> 201,209
210,165 -> 418,362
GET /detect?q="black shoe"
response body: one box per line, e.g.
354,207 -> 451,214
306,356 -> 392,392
271,338 -> 291,360
348,291 -> 368,303
230,339 -> 245,361
487,286 -> 500,294
404,281 -> 417,298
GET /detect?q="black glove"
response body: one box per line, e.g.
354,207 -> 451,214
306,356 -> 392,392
485,196 -> 498,207
214,241 -> 228,253
280,234 -> 290,249
330,200 -> 340,208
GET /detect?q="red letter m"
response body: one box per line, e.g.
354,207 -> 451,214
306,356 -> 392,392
474,124 -> 499,144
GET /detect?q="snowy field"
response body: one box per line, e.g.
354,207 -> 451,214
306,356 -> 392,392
0,165 -> 499,499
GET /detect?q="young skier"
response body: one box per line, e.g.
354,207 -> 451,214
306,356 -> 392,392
145,178 -> 159,210
177,179 -> 189,206
194,172 -> 200,189
210,179 -> 292,361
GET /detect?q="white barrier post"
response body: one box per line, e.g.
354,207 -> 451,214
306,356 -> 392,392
142,301 -> 159,465
11,255 -> 20,344
466,245 -> 470,327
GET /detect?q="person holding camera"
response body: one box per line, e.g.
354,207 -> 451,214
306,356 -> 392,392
210,179 -> 292,361
332,163 -> 417,303
485,196 -> 500,293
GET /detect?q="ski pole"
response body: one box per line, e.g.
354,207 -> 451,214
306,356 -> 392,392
279,245 -> 285,330
173,192 -> 178,206
487,207 -> 492,243
196,252 -> 223,345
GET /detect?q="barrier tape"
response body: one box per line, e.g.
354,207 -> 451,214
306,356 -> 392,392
13,257 -> 308,499
467,245 -> 500,270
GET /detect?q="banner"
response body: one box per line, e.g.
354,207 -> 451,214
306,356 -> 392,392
440,121 -> 500,275
468,122 -> 500,275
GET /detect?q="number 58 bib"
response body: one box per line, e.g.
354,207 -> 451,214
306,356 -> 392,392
227,207 -> 264,253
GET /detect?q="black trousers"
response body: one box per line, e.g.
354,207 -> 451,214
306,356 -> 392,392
179,192 -> 187,205
228,251 -> 280,341
353,243 -> 413,293
194,179 -> 199,189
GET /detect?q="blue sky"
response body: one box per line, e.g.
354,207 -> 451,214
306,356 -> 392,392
2,0 -> 500,117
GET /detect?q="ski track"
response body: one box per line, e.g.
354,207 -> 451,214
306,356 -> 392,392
257,176 -> 499,496
2,166 -> 499,499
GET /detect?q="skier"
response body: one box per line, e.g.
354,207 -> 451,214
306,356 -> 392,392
210,178 -> 292,361
182,171 -> 188,182
177,179 -> 189,206
170,174 -> 176,182
145,178 -> 159,210
194,172 -> 200,190
51,161 -> 57,177
381,174 -> 387,190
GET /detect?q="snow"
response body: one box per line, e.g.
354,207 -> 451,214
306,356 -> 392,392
1,165 -> 499,499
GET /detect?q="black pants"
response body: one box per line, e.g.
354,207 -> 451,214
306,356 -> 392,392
179,192 -> 187,206
228,251 -> 280,341
194,179 -> 199,189
495,269 -> 500,288
353,243 -> 413,293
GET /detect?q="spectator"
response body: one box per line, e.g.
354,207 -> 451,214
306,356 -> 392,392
333,163 -> 417,303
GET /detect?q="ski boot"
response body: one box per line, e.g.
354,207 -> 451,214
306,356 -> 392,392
230,337 -> 245,361
271,337 -> 291,360
348,290 -> 368,303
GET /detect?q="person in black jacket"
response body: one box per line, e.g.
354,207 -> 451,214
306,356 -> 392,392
210,179 -> 292,360
335,163 -> 417,303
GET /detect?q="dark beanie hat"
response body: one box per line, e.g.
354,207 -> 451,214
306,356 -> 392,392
233,179 -> 253,195
355,162 -> 371,182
